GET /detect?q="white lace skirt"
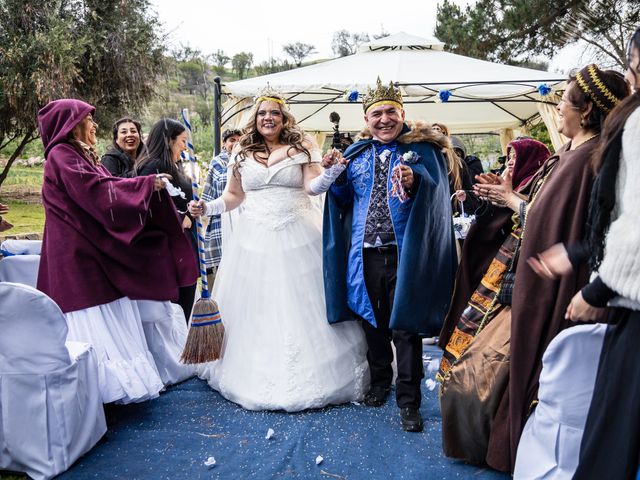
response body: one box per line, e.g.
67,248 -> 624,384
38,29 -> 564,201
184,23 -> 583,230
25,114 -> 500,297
65,297 -> 164,404
199,203 -> 369,412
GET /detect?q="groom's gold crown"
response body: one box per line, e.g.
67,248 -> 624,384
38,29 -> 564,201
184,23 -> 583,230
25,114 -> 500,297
362,77 -> 403,113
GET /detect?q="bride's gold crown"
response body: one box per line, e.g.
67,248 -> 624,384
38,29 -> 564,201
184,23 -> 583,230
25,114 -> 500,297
255,86 -> 287,107
362,77 -> 403,113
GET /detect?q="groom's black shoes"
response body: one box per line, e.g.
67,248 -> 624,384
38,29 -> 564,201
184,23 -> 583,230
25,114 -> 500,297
400,407 -> 423,432
363,385 -> 390,407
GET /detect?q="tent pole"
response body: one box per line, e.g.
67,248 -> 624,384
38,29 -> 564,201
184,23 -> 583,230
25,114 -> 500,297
213,77 -> 222,156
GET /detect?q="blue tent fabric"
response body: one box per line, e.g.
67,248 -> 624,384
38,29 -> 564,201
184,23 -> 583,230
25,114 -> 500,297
56,346 -> 509,480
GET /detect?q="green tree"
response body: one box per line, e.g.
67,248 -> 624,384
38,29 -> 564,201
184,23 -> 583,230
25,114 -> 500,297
254,58 -> 293,76
435,0 -> 639,68
210,49 -> 230,76
331,30 -> 370,57
282,42 -> 316,67
232,52 -> 253,79
0,0 -> 165,187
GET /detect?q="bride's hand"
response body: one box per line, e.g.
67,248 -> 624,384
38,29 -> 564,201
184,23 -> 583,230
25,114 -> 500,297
188,200 -> 206,218
321,148 -> 347,168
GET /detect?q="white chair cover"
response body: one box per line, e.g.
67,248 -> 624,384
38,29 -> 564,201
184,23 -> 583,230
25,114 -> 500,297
514,323 -> 607,480
136,300 -> 196,385
0,282 -> 106,480
0,255 -> 40,287
0,239 -> 42,255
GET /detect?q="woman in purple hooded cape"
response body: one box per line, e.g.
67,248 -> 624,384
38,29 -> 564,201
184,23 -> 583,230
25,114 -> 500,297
37,98 -> 197,403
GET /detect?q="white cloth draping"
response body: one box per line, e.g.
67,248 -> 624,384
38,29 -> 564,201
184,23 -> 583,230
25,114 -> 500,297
514,324 -> 606,479
136,300 -> 196,385
65,297 -> 165,404
0,282 -> 106,480
0,254 -> 40,287
0,239 -> 42,255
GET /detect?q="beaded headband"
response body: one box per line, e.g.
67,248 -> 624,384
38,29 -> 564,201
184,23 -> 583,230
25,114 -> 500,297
574,64 -> 622,113
255,96 -> 285,105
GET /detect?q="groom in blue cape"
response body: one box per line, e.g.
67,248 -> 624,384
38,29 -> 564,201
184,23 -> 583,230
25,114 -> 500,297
322,78 -> 456,432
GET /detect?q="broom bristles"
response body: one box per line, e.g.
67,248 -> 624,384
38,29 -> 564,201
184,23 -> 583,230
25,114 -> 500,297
180,298 -> 225,364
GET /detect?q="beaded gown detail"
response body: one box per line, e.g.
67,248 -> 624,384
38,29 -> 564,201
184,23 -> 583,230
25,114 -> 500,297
199,151 -> 369,411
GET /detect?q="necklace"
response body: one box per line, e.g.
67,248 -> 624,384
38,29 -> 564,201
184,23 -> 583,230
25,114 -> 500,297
571,133 -> 599,150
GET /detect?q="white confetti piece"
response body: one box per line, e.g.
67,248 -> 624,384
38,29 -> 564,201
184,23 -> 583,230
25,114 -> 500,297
204,456 -> 216,468
426,359 -> 440,373
350,401 -> 361,406
315,455 -> 324,465
265,428 -> 274,439
425,378 -> 437,391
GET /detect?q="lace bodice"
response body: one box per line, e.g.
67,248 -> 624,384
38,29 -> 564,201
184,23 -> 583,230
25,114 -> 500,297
232,151 -> 321,230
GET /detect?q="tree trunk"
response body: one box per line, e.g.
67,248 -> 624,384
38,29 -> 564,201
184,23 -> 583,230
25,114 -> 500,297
0,128 -> 37,189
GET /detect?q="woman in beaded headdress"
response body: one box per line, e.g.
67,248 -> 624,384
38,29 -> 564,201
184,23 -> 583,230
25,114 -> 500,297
524,27 -> 640,479
188,89 -> 369,412
438,65 -> 629,472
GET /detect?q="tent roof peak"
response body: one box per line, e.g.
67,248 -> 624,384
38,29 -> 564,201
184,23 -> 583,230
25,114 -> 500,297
359,32 -> 445,53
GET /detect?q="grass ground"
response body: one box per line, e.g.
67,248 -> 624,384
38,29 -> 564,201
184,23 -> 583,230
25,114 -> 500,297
0,164 -> 45,238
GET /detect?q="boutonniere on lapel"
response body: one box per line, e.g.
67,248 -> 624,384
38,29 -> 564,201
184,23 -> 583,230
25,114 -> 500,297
379,149 -> 392,163
401,151 -> 420,164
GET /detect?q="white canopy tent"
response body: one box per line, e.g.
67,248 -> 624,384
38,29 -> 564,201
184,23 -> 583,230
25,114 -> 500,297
219,33 -> 568,151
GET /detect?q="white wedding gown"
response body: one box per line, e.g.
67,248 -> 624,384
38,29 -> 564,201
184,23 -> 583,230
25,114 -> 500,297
199,151 -> 369,411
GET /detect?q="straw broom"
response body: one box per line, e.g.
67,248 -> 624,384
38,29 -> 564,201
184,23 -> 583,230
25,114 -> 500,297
180,108 -> 225,363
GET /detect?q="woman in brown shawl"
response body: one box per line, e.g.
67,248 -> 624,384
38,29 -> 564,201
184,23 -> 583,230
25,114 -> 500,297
437,138 -> 550,467
461,66 -> 629,472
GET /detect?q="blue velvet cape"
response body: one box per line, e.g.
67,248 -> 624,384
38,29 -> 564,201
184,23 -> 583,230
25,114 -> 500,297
323,124 -> 457,335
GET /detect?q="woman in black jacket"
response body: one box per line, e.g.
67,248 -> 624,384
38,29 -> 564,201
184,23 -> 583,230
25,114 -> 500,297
102,117 -> 145,177
135,118 -> 197,321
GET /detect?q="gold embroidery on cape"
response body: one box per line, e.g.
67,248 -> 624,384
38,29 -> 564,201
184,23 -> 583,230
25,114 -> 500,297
445,327 -> 474,359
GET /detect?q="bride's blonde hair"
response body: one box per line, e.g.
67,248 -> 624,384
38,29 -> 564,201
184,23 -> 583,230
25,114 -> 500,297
234,91 -> 310,174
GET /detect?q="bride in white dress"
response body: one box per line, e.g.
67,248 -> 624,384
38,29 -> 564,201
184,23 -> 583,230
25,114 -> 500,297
189,92 -> 368,412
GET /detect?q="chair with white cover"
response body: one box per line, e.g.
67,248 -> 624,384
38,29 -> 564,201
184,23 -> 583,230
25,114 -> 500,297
0,254 -> 40,287
0,282 -> 106,480
136,300 -> 196,385
0,239 -> 43,256
514,323 -> 607,480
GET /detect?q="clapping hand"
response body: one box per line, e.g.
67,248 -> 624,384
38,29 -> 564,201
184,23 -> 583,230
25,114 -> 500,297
527,243 -> 573,279
473,170 -> 514,207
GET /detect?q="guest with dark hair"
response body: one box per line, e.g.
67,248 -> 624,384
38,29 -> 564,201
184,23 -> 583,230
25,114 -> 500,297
36,99 -> 197,404
135,118 -> 198,322
102,117 -> 145,177
471,64 -> 629,472
451,135 -> 484,181
201,128 -> 241,288
531,28 -> 640,479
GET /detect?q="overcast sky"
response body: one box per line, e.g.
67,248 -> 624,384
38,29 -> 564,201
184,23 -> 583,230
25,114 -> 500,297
150,0 -> 471,62
149,0 -> 582,73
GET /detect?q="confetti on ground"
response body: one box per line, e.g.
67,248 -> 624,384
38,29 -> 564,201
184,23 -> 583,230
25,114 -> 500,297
425,379 -> 437,391
315,455 -> 324,465
265,428 -> 274,439
204,456 -> 216,468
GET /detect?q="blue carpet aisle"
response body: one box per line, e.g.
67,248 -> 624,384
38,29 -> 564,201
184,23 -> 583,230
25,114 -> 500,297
57,346 -> 509,480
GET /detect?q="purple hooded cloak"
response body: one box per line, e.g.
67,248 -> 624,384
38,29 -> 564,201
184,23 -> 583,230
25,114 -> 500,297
37,99 -> 197,313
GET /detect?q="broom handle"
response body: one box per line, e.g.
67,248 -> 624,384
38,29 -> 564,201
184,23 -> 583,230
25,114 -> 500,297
181,109 -> 211,299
